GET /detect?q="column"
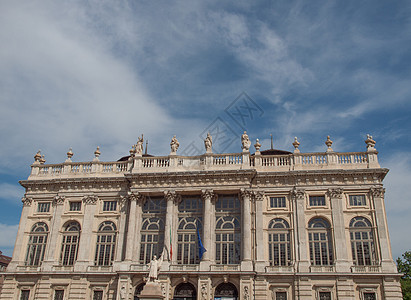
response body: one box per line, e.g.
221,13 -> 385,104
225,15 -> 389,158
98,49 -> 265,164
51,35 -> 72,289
200,190 -> 215,270
164,191 -> 179,266
7,197 -> 33,271
254,191 -> 266,272
291,189 -> 309,273
124,194 -> 137,261
240,189 -> 252,270
133,195 -> 144,263
75,195 -> 98,272
371,187 -> 397,272
114,196 -> 129,267
42,195 -> 65,271
328,188 -> 350,272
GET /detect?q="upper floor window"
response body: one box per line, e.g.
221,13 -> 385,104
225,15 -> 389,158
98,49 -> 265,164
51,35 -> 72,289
308,218 -> 333,266
102,201 -> 117,212
140,217 -> 165,264
60,222 -> 80,266
268,218 -> 291,266
143,196 -> 166,214
69,201 -> 82,211
95,221 -> 116,266
318,291 -> 332,300
270,197 -> 286,208
350,217 -> 376,266
38,202 -> 50,213
25,222 -> 48,266
363,292 -> 376,300
309,196 -> 326,206
349,195 -> 366,206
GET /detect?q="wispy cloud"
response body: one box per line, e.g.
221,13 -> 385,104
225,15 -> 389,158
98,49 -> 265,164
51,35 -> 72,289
0,183 -> 24,206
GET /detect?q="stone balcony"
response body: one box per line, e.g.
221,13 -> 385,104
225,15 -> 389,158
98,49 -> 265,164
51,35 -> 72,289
28,150 -> 379,180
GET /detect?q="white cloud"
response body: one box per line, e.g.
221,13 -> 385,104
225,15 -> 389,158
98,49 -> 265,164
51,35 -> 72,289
0,183 -> 24,205
0,223 -> 19,250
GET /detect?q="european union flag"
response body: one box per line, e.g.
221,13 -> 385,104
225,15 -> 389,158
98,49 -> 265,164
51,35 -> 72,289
197,226 -> 206,260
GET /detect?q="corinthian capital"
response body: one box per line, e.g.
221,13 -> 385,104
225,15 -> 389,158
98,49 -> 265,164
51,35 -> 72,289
291,188 -> 305,201
82,195 -> 98,205
327,188 -> 343,199
22,197 -> 33,207
253,191 -> 265,202
370,187 -> 385,198
53,195 -> 65,206
201,189 -> 215,202
239,189 -> 253,200
164,190 -> 181,204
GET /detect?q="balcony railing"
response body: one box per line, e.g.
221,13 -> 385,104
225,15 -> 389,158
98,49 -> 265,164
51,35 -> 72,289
310,265 -> 335,272
29,150 -> 378,179
351,265 -> 381,273
210,264 -> 241,271
87,265 -> 113,272
265,265 -> 294,273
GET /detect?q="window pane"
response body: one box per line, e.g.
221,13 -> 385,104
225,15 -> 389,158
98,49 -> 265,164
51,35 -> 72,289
20,290 -> 30,300
54,290 -> 64,300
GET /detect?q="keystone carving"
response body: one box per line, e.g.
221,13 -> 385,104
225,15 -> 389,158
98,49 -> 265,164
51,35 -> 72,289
82,195 -> 98,205
327,188 -> 343,199
370,187 -> 385,198
22,197 -> 33,207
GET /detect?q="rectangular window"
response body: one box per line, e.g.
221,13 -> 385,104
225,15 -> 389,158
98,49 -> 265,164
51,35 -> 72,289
93,291 -> 103,300
20,290 -> 30,300
363,292 -> 376,300
270,197 -> 286,208
69,201 -> 82,211
54,290 -> 64,300
349,195 -> 366,206
309,196 -> 326,206
276,291 -> 287,300
38,202 -> 50,213
103,201 -> 117,211
319,291 -> 331,300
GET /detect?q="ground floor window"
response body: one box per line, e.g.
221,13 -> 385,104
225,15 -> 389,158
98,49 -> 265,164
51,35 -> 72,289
54,290 -> 64,300
275,291 -> 287,300
363,292 -> 376,300
318,291 -> 331,300
214,282 -> 238,300
93,290 -> 103,300
173,282 -> 196,300
20,290 -> 30,300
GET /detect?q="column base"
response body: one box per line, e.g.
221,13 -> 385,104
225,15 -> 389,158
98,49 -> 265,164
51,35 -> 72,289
199,260 -> 211,271
241,260 -> 253,271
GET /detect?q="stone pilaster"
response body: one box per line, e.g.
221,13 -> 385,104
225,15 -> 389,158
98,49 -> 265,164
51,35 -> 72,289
164,190 -> 179,265
291,189 -> 309,272
124,193 -> 140,261
7,197 -> 33,271
198,276 -> 212,300
115,196 -> 129,264
42,195 -> 65,271
254,191 -> 266,272
200,190 -> 215,270
328,188 -> 351,272
75,195 -> 98,271
371,187 -> 397,272
134,195 -> 145,263
240,189 -> 252,270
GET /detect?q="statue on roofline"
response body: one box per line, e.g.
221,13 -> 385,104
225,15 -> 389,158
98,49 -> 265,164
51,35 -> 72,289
241,131 -> 251,152
170,135 -> 180,154
204,132 -> 212,153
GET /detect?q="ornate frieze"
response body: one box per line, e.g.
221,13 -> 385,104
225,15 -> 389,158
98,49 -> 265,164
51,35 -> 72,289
22,197 -> 33,206
327,188 -> 344,199
82,195 -> 98,205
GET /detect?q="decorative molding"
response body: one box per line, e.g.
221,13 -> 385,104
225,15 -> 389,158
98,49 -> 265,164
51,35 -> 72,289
370,187 -> 385,198
164,190 -> 181,204
243,285 -> 250,300
22,197 -> 33,207
53,195 -> 65,206
82,195 -> 98,205
239,189 -> 253,200
327,188 -> 343,199
253,191 -> 265,202
290,188 -> 305,201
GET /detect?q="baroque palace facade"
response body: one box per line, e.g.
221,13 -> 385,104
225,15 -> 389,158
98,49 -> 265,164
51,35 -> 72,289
0,132 -> 403,300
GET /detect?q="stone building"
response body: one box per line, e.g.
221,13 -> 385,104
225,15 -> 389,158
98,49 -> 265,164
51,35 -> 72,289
0,133 -> 403,299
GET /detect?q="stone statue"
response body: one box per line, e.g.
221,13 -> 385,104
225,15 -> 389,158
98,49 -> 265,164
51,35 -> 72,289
136,135 -> 144,155
147,250 -> 164,282
204,132 -> 212,153
241,131 -> 251,151
170,135 -> 180,153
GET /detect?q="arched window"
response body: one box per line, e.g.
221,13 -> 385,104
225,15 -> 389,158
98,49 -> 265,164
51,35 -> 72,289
25,222 -> 49,266
214,282 -> 238,300
268,218 -> 291,266
140,218 -> 165,264
308,218 -> 333,266
215,216 -> 241,264
350,217 -> 376,265
134,283 -> 145,300
60,221 -> 80,265
94,221 -> 116,266
177,217 -> 201,265
174,282 -> 197,300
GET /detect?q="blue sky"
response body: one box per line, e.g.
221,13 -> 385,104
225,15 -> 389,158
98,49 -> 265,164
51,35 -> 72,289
0,1 -> 410,259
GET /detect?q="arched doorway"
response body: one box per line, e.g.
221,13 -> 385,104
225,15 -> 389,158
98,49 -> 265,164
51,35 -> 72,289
173,282 -> 197,300
134,283 -> 145,300
214,282 -> 238,300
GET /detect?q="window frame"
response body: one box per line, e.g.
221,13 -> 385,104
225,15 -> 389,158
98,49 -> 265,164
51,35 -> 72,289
102,200 -> 117,212
94,221 -> 117,266
309,195 -> 326,207
60,222 -> 81,266
69,201 -> 82,212
269,196 -> 287,209
349,217 -> 377,266
37,202 -> 51,213
268,218 -> 292,267
308,218 -> 334,266
25,222 -> 49,266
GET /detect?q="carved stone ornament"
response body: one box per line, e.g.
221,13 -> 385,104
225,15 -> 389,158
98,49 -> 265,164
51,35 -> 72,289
82,195 -> 98,205
291,188 -> 305,201
170,135 -> 180,154
164,190 -> 181,204
118,195 -> 128,210
22,197 -> 33,206
53,195 -> 65,206
240,189 -> 253,200
370,187 -> 385,198
241,131 -> 251,151
327,188 -> 343,199
253,191 -> 265,202
254,139 -> 261,152
201,190 -> 216,203
204,132 -> 212,153
201,283 -> 208,300
244,285 -> 250,300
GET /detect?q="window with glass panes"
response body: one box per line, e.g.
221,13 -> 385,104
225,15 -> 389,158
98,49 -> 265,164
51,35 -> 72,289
69,201 -> 82,211
140,196 -> 166,264
25,222 -> 48,266
177,196 -> 202,265
20,290 -> 30,300
275,291 -> 287,300
270,197 -> 286,208
309,196 -> 326,206
94,221 -> 116,266
60,222 -> 80,265
268,218 -> 291,266
54,290 -> 64,300
363,292 -> 376,300
93,291 -> 103,300
350,217 -> 376,265
349,195 -> 366,206
102,201 -> 117,211
318,291 -> 331,300
308,218 -> 333,266
38,202 -> 50,212
215,195 -> 241,264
